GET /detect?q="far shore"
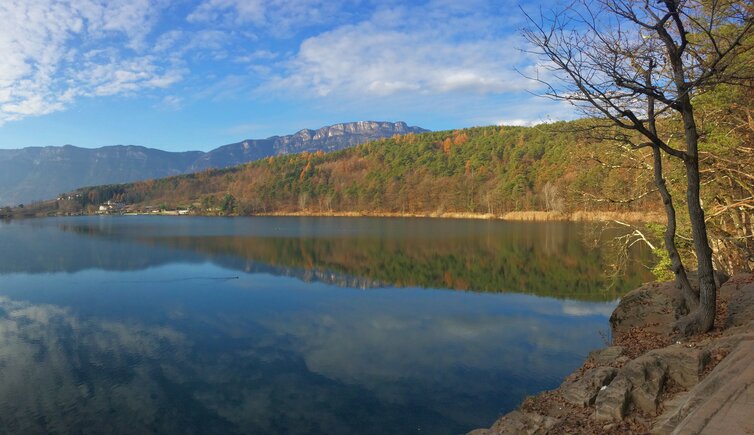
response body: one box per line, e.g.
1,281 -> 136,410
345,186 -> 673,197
5,207 -> 664,223
248,210 -> 663,223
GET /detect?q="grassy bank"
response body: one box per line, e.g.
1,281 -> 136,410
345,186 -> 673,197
249,210 -> 663,223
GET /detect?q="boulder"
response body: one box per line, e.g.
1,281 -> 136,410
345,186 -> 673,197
588,346 -> 624,366
610,271 -> 732,338
610,281 -> 685,338
718,272 -> 753,301
485,410 -> 559,435
560,366 -> 618,406
645,345 -> 710,388
651,392 -> 690,434
594,376 -> 632,421
725,283 -> 754,328
685,269 -> 730,290
621,355 -> 667,415
714,328 -> 754,350
651,338 -> 754,435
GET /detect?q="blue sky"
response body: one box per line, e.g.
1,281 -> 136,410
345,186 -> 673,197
0,0 -> 572,151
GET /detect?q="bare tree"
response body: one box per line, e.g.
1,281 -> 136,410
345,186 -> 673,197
643,58 -> 697,313
523,0 -> 754,334
542,181 -> 565,212
298,192 -> 309,211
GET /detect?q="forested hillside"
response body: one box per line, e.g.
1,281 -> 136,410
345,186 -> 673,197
70,122 -> 657,216
11,81 -> 752,275
0,121 -> 423,206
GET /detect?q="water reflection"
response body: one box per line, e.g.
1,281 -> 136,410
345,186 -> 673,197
0,216 -> 651,300
0,217 -> 643,434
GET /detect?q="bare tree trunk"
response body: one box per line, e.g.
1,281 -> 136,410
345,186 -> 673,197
678,105 -> 718,334
645,67 -> 697,312
652,146 -> 698,311
659,11 -> 718,332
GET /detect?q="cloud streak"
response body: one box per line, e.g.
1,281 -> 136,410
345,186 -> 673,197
188,0 -> 355,34
0,0 -> 180,124
0,0 -> 572,132
263,3 -> 540,99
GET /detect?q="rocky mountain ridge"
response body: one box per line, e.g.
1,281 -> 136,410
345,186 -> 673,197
0,121 -> 427,206
190,121 -> 426,171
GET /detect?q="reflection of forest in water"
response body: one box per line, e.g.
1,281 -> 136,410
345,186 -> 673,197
146,232 -> 649,300
0,217 -> 652,301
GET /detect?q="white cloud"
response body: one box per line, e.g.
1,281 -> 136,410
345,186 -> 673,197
187,0 -> 353,34
232,50 -> 279,64
262,4 -> 540,99
0,0 -> 569,128
0,0 -> 180,124
153,30 -> 185,53
158,95 -> 185,111
496,117 -> 566,127
497,119 -> 538,127
465,96 -> 578,127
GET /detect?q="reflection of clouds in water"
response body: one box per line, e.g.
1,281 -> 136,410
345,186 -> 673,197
0,297 -> 234,434
250,293 -> 608,424
0,293 -> 487,434
0,272 -> 617,434
561,301 -> 618,317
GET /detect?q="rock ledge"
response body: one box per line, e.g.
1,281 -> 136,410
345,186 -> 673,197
469,273 -> 754,435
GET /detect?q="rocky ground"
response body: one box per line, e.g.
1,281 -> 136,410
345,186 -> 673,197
469,273 -> 754,435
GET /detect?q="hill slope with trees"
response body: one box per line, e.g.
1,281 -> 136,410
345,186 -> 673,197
0,121 -> 425,206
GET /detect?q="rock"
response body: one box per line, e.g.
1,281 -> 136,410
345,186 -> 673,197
561,366 -> 618,406
685,269 -> 730,289
651,338 -> 754,435
715,329 -> 754,350
474,274 -> 754,435
718,273 -> 753,301
621,355 -> 667,415
588,346 -> 624,365
486,410 -> 559,435
645,345 -> 710,388
651,392 -> 690,434
610,271 -> 732,339
610,281 -> 685,338
594,376 -> 632,421
593,345 -> 706,420
725,283 -> 754,328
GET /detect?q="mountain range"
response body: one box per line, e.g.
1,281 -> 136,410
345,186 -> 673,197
0,121 -> 427,206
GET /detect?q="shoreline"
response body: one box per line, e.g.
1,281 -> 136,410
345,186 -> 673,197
471,273 -> 754,434
7,209 -> 664,223
219,210 -> 661,223
6,204 -> 664,223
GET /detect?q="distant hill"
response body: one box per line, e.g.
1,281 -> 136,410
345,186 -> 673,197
0,121 -> 427,205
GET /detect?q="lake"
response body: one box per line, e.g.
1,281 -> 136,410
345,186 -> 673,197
0,216 -> 651,434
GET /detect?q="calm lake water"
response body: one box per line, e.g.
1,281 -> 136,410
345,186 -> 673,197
0,216 -> 651,434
